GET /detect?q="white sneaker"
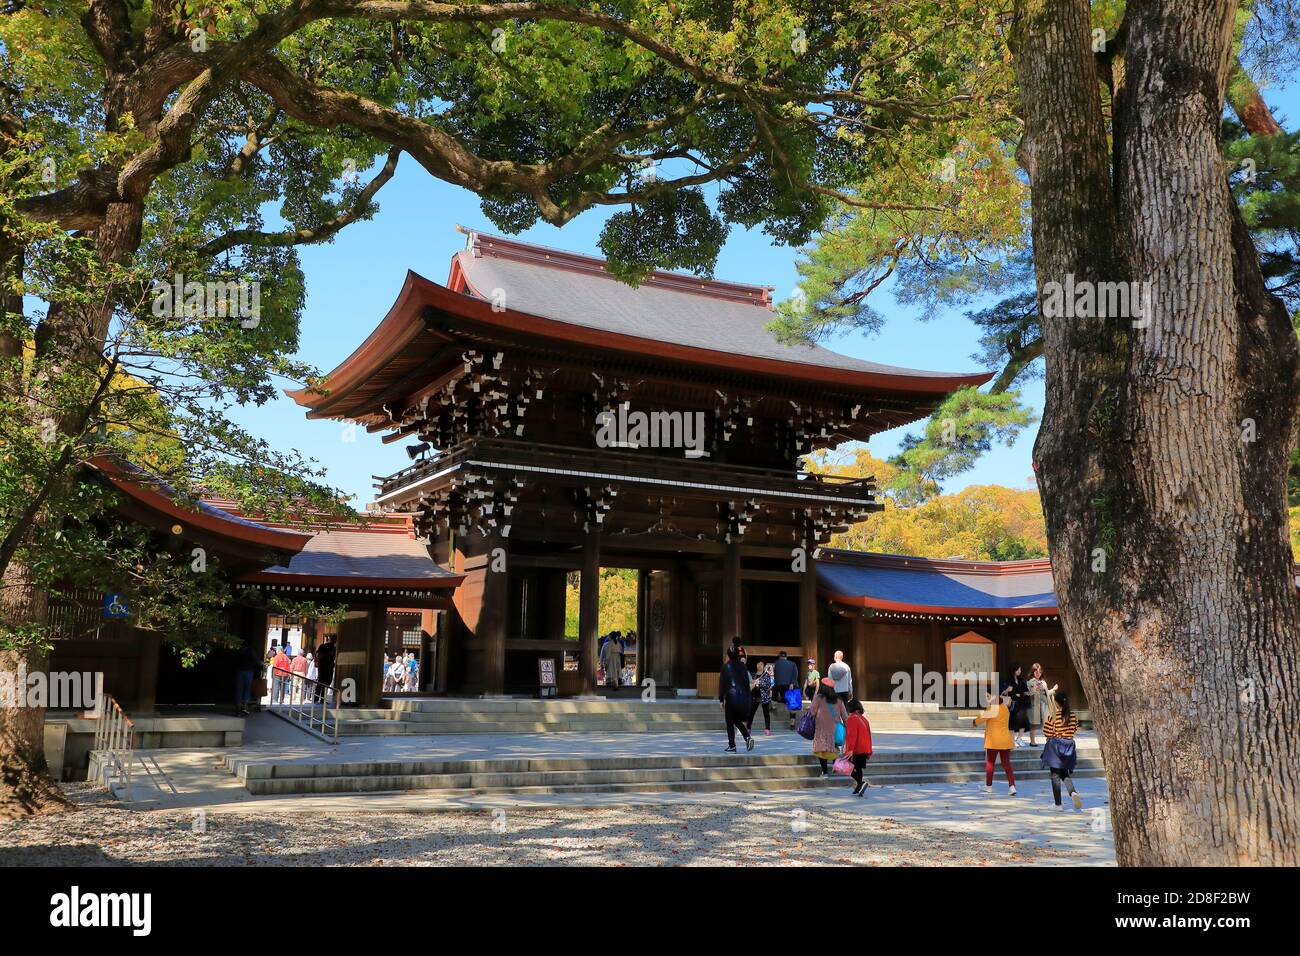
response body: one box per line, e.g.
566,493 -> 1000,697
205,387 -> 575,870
984,785 -> 992,794
1008,786 -> 1017,796
1055,802 -> 1065,811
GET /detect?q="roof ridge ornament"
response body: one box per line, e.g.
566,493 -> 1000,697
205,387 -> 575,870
455,223 -> 481,257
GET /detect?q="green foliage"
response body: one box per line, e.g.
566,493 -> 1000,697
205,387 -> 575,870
564,568 -> 639,638
4,0 -> 1029,655
770,1 -> 1300,501
883,388 -> 1036,505
809,446 -> 1047,560
1225,124 -> 1300,312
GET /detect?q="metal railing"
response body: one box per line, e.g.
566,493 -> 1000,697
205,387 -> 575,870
267,672 -> 339,743
91,694 -> 135,796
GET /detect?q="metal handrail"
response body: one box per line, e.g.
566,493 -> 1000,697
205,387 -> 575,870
91,694 -> 135,796
268,672 -> 339,743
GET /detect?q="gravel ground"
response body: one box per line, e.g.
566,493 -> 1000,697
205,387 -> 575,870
0,785 -> 1095,867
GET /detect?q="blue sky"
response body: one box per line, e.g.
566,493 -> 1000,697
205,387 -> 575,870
241,83 -> 1298,508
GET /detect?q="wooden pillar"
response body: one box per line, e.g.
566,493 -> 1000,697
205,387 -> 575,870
136,629 -> 162,714
365,603 -> 387,707
851,614 -> 869,701
435,610 -> 451,693
419,609 -> 437,693
579,527 -> 601,694
799,552 -> 819,670
674,562 -> 692,688
634,569 -> 647,684
479,533 -> 509,695
722,538 -> 742,647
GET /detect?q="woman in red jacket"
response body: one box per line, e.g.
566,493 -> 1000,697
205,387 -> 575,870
842,698 -> 873,796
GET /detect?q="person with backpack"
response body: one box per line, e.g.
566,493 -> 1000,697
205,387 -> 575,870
772,651 -> 800,728
1042,692 -> 1083,810
842,698 -> 874,796
808,677 -> 848,777
718,647 -> 755,752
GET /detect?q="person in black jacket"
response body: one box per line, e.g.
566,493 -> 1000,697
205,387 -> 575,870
772,650 -> 800,729
718,647 -> 755,753
314,634 -> 337,702
1002,662 -> 1031,746
234,642 -> 262,715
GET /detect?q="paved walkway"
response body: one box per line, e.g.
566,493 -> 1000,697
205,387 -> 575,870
246,711 -> 1099,760
117,712 -> 1099,801
69,713 -> 1114,865
1,778 -> 1114,866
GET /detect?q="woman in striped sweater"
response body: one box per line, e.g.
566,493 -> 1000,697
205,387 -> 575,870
1041,693 -> 1082,810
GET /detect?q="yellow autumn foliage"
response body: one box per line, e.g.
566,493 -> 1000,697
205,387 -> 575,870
808,446 -> 1048,560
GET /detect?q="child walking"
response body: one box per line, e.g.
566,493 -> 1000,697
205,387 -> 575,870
973,691 -> 1017,796
842,698 -> 873,796
1042,692 -> 1082,810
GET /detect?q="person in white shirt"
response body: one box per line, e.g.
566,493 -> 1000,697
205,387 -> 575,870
827,650 -> 854,701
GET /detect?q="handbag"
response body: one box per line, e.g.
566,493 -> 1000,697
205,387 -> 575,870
796,708 -> 816,740
832,755 -> 854,776
834,715 -> 846,748
784,687 -> 804,712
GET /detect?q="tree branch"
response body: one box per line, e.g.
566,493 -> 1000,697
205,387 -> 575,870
199,146 -> 401,256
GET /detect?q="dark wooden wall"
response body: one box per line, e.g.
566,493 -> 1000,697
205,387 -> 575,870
820,611 -> 1086,708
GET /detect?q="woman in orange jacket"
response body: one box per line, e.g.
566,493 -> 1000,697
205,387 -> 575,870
973,691 -> 1017,796
842,698 -> 874,796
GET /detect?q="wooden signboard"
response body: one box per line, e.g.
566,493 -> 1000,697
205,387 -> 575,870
945,631 -> 996,683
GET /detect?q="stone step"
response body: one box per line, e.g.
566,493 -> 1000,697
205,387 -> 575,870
333,718 -> 972,736
229,748 -> 1078,778
333,702 -> 975,736
378,707 -> 965,723
383,698 -> 957,716
228,749 -> 1104,797
379,710 -> 746,724
238,761 -> 1105,797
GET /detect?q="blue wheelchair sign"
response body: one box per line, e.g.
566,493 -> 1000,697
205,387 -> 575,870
102,593 -> 129,619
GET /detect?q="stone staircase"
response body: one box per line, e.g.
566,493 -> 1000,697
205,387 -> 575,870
225,748 -> 1106,798
331,697 -> 982,736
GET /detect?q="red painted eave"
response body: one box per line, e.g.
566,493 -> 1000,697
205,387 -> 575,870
819,590 -> 1060,617
239,570 -> 464,589
89,456 -> 312,555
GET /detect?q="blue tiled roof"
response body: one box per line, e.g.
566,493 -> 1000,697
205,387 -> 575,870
816,555 -> 1057,612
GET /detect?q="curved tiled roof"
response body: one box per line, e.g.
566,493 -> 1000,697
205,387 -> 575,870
453,231 -> 987,385
287,229 -> 993,421
816,550 -> 1058,616
240,529 -> 461,589
89,456 -> 312,556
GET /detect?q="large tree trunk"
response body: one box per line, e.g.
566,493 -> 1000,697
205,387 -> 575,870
1015,0 -> 1300,865
0,572 -> 72,820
